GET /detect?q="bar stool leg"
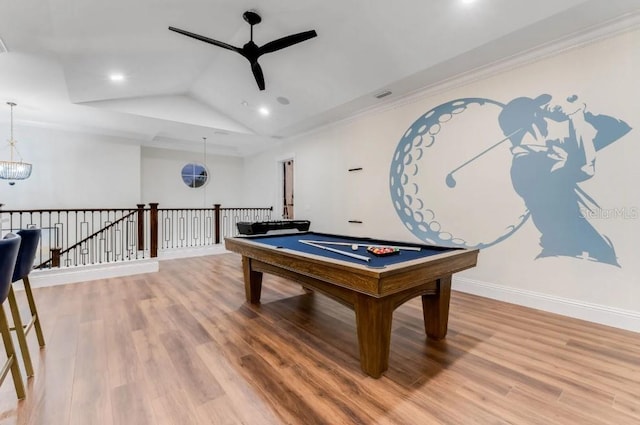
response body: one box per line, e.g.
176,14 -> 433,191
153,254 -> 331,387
0,305 -> 26,399
7,286 -> 34,377
22,276 -> 45,347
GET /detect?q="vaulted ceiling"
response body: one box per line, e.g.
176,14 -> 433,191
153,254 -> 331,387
1,0 -> 639,155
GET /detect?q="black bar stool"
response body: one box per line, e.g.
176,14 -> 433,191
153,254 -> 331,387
0,232 -> 26,399
8,228 -> 45,378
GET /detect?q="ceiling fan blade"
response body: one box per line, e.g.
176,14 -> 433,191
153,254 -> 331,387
168,26 -> 241,53
258,30 -> 317,55
251,61 -> 266,91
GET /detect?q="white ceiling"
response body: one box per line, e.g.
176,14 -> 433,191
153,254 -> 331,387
1,0 -> 639,156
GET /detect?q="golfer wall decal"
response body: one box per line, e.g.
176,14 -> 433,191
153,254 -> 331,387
389,95 -> 631,266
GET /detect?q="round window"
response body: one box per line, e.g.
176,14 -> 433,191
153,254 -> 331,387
181,163 -> 208,188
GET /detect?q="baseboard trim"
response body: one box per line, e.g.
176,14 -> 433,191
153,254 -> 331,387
158,245 -> 229,260
24,259 -> 160,289
453,276 -> 640,333
19,246 -> 230,289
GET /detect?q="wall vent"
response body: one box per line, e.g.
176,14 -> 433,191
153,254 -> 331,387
374,90 -> 392,99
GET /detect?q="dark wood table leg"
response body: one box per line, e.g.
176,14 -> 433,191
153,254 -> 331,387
354,293 -> 394,378
421,275 -> 452,340
242,257 -> 263,303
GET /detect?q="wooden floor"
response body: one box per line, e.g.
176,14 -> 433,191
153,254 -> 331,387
0,254 -> 639,425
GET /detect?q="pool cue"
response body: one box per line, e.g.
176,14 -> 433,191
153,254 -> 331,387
299,239 -> 421,252
299,240 -> 371,262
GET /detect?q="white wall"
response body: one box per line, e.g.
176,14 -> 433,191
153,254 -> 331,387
242,130 -> 350,228
0,126 -> 141,209
243,28 -> 640,331
0,126 -> 249,211
140,147 -> 245,208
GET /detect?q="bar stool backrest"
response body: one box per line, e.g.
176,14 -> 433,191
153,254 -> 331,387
12,228 -> 40,283
0,233 -> 21,302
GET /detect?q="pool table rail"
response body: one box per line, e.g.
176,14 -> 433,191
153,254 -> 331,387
225,235 -> 478,297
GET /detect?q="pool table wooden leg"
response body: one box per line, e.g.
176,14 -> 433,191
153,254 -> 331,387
242,257 -> 263,303
422,276 -> 452,340
354,294 -> 393,378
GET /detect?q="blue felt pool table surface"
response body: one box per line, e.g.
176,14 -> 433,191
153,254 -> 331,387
245,232 -> 459,268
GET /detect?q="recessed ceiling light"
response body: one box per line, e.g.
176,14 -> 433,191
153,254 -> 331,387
109,73 -> 125,82
461,0 -> 476,4
258,107 -> 270,116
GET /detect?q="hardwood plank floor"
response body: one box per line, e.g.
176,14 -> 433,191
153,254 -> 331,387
0,253 -> 639,424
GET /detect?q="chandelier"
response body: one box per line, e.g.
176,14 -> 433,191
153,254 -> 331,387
0,102 -> 32,183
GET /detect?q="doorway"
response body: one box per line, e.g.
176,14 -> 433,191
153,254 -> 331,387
283,160 -> 294,219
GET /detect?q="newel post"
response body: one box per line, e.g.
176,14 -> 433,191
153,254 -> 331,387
136,203 -> 145,251
149,203 -> 159,258
51,248 -> 61,268
214,204 -> 221,244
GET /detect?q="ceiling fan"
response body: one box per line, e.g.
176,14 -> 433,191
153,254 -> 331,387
169,10 -> 317,91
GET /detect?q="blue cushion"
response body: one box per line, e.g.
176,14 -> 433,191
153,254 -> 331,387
0,233 -> 21,303
12,228 -> 41,282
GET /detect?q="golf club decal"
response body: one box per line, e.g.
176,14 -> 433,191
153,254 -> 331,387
389,95 -> 631,266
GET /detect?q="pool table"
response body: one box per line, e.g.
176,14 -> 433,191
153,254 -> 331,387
224,231 -> 479,378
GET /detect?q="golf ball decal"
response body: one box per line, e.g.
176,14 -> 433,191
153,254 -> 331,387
389,93 -> 631,268
389,97 -> 530,249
